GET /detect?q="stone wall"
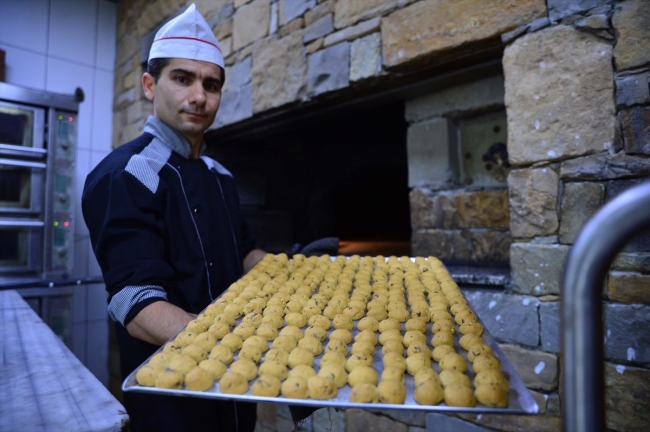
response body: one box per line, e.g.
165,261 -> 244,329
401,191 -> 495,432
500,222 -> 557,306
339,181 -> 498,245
111,0 -> 650,431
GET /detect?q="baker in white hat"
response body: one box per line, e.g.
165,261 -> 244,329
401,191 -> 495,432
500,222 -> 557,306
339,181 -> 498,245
82,4 -> 265,431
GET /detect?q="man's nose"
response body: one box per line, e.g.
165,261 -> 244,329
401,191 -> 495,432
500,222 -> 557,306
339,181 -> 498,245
190,82 -> 206,105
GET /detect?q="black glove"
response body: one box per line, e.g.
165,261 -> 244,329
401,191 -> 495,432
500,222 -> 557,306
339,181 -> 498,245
286,237 -> 339,257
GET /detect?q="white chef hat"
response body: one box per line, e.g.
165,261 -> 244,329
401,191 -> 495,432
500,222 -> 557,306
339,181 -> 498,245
148,3 -> 224,69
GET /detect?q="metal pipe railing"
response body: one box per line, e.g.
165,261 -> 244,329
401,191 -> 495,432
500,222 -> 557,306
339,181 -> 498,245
562,180 -> 650,432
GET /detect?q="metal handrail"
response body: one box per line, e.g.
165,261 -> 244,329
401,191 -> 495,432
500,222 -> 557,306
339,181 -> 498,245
562,180 -> 650,432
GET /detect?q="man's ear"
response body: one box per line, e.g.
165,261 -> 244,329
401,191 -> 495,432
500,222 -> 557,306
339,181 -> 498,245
142,72 -> 156,101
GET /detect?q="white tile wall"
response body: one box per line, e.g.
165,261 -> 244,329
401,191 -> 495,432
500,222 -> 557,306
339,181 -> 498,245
1,0 -> 116,388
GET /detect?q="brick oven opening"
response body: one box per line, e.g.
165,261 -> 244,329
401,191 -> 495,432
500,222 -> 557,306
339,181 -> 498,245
205,102 -> 410,257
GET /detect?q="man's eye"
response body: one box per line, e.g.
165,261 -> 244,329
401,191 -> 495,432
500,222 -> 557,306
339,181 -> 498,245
175,76 -> 188,84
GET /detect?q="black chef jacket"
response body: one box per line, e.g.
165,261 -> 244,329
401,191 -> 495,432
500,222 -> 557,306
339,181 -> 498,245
82,116 -> 257,432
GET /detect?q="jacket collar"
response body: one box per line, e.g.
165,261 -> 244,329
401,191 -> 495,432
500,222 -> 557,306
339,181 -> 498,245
143,116 -> 206,159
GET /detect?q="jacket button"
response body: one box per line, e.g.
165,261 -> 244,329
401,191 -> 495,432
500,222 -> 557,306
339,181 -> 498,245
209,262 -> 213,267
193,208 -> 198,214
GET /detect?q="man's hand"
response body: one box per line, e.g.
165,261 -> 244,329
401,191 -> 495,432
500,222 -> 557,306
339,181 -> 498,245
126,301 -> 195,346
244,248 -> 267,273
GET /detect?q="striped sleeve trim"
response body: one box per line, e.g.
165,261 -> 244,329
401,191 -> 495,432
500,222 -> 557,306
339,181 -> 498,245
124,137 -> 172,193
108,285 -> 168,325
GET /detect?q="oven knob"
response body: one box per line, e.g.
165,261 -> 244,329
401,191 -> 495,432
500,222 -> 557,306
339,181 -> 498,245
60,141 -> 70,150
58,194 -> 68,203
57,248 -> 67,257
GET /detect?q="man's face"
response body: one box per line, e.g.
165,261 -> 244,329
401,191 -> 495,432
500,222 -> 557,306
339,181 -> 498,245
143,58 -> 222,145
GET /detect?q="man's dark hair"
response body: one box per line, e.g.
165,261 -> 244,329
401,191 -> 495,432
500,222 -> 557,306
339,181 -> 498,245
147,58 -> 171,83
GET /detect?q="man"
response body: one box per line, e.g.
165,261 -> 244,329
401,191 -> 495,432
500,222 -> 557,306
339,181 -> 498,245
82,4 -> 264,431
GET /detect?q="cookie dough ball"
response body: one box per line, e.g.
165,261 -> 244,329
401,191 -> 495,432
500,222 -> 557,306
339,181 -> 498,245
402,331 -> 427,348
230,358 -> 258,381
382,352 -> 407,373
333,314 -> 354,331
475,384 -> 508,408
439,353 -> 467,373
459,322 -> 484,336
444,385 -> 476,407
154,370 -> 184,389
185,366 -> 215,392
348,366 -> 378,387
263,305 -> 284,317
432,345 -> 455,362
414,368 -> 441,387
320,352 -> 347,368
284,300 -> 304,314
388,308 -> 410,323
262,314 -> 285,329
264,348 -> 289,365
342,306 -> 364,320
377,380 -> 406,404
357,316 -> 379,332
318,364 -> 348,388
163,341 -> 183,355
288,364 -> 316,381
285,312 -> 308,328
215,313 -> 237,327
366,307 -> 388,321
414,379 -> 444,406
354,330 -> 378,346
175,331 -> 198,348
281,376 -> 309,399
288,347 -> 315,369
256,323 -> 279,341
345,353 -> 373,373
459,334 -> 483,351
298,335 -> 323,356
405,352 -> 432,376
473,355 -> 501,374
381,366 -> 405,383
430,310 -> 452,323
259,360 -> 289,381
379,329 -> 403,346
208,322 -> 230,339
431,331 -> 454,348
220,371 -> 249,394
351,341 -> 375,356
381,339 -> 404,356
149,352 -> 174,367
439,370 -> 471,388
325,339 -> 348,356
252,374 -> 282,397
329,329 -> 353,345
404,318 -> 427,333
406,341 -> 432,359
305,325 -> 328,342
450,303 -> 471,316
272,335 -> 298,353
233,323 -> 256,340
220,333 -> 243,352
193,332 -> 218,352
199,358 -> 227,379
243,335 -> 269,353
168,354 -> 197,375
431,319 -> 455,334
239,345 -> 264,363
210,345 -> 234,365
302,305 -> 322,319
183,344 -> 208,363
280,325 -> 304,341
454,310 -> 478,325
468,343 -> 494,362
308,315 -> 331,330
136,363 -> 164,387
349,383 -> 379,403
474,369 -> 510,393
308,376 -> 338,400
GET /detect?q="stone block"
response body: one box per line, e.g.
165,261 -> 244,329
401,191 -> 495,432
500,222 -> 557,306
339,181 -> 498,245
575,13 -> 609,30
412,229 -> 511,267
279,0 -> 315,25
252,32 -> 307,113
303,14 -> 333,43
137,0 -> 186,38
194,0 -> 231,20
463,290 -> 540,347
616,73 -> 650,109
221,36 -> 233,59
313,407 -> 345,432
227,56 -> 252,90
407,118 -> 458,188
214,18 -> 233,40
307,41 -> 350,95
528,16 -> 551,32
612,0 -> 650,71
539,300 -> 560,353
546,393 -> 561,416
212,83 -> 253,128
529,390 -> 548,414
621,106 -> 650,155
603,302 -> 650,364
324,17 -> 380,47
334,0 -> 400,29
405,75 -> 505,123
503,25 -> 615,165
424,413 -> 492,432
559,181 -> 604,244
612,252 -> 650,273
605,178 -> 650,252
379,409 -> 425,427
345,409 -> 408,432
499,344 -> 559,391
547,0 -> 609,22
608,271 -> 650,305
269,2 -> 278,35
382,0 -> 546,69
234,0 -> 252,8
350,32 -> 382,82
233,0 -> 270,51
304,0 -> 334,26
306,38 -> 324,55
604,362 -> 650,432
457,412 -> 561,432
115,89 -> 136,110
410,189 -> 509,230
279,17 -> 304,37
561,152 -> 650,181
256,402 -> 277,429
508,167 -> 559,238
510,243 -> 569,295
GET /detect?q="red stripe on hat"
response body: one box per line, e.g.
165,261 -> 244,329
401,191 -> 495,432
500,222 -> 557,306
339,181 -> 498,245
154,36 -> 222,53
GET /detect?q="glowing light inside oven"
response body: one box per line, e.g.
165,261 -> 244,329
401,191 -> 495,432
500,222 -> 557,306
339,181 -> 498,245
53,221 -> 58,227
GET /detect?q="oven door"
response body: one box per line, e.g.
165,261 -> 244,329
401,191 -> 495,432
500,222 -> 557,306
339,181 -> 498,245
0,158 -> 46,215
0,220 -> 44,275
0,101 -> 46,159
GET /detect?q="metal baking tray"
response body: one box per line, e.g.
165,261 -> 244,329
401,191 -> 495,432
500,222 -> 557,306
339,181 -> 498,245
123,259 -> 539,415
